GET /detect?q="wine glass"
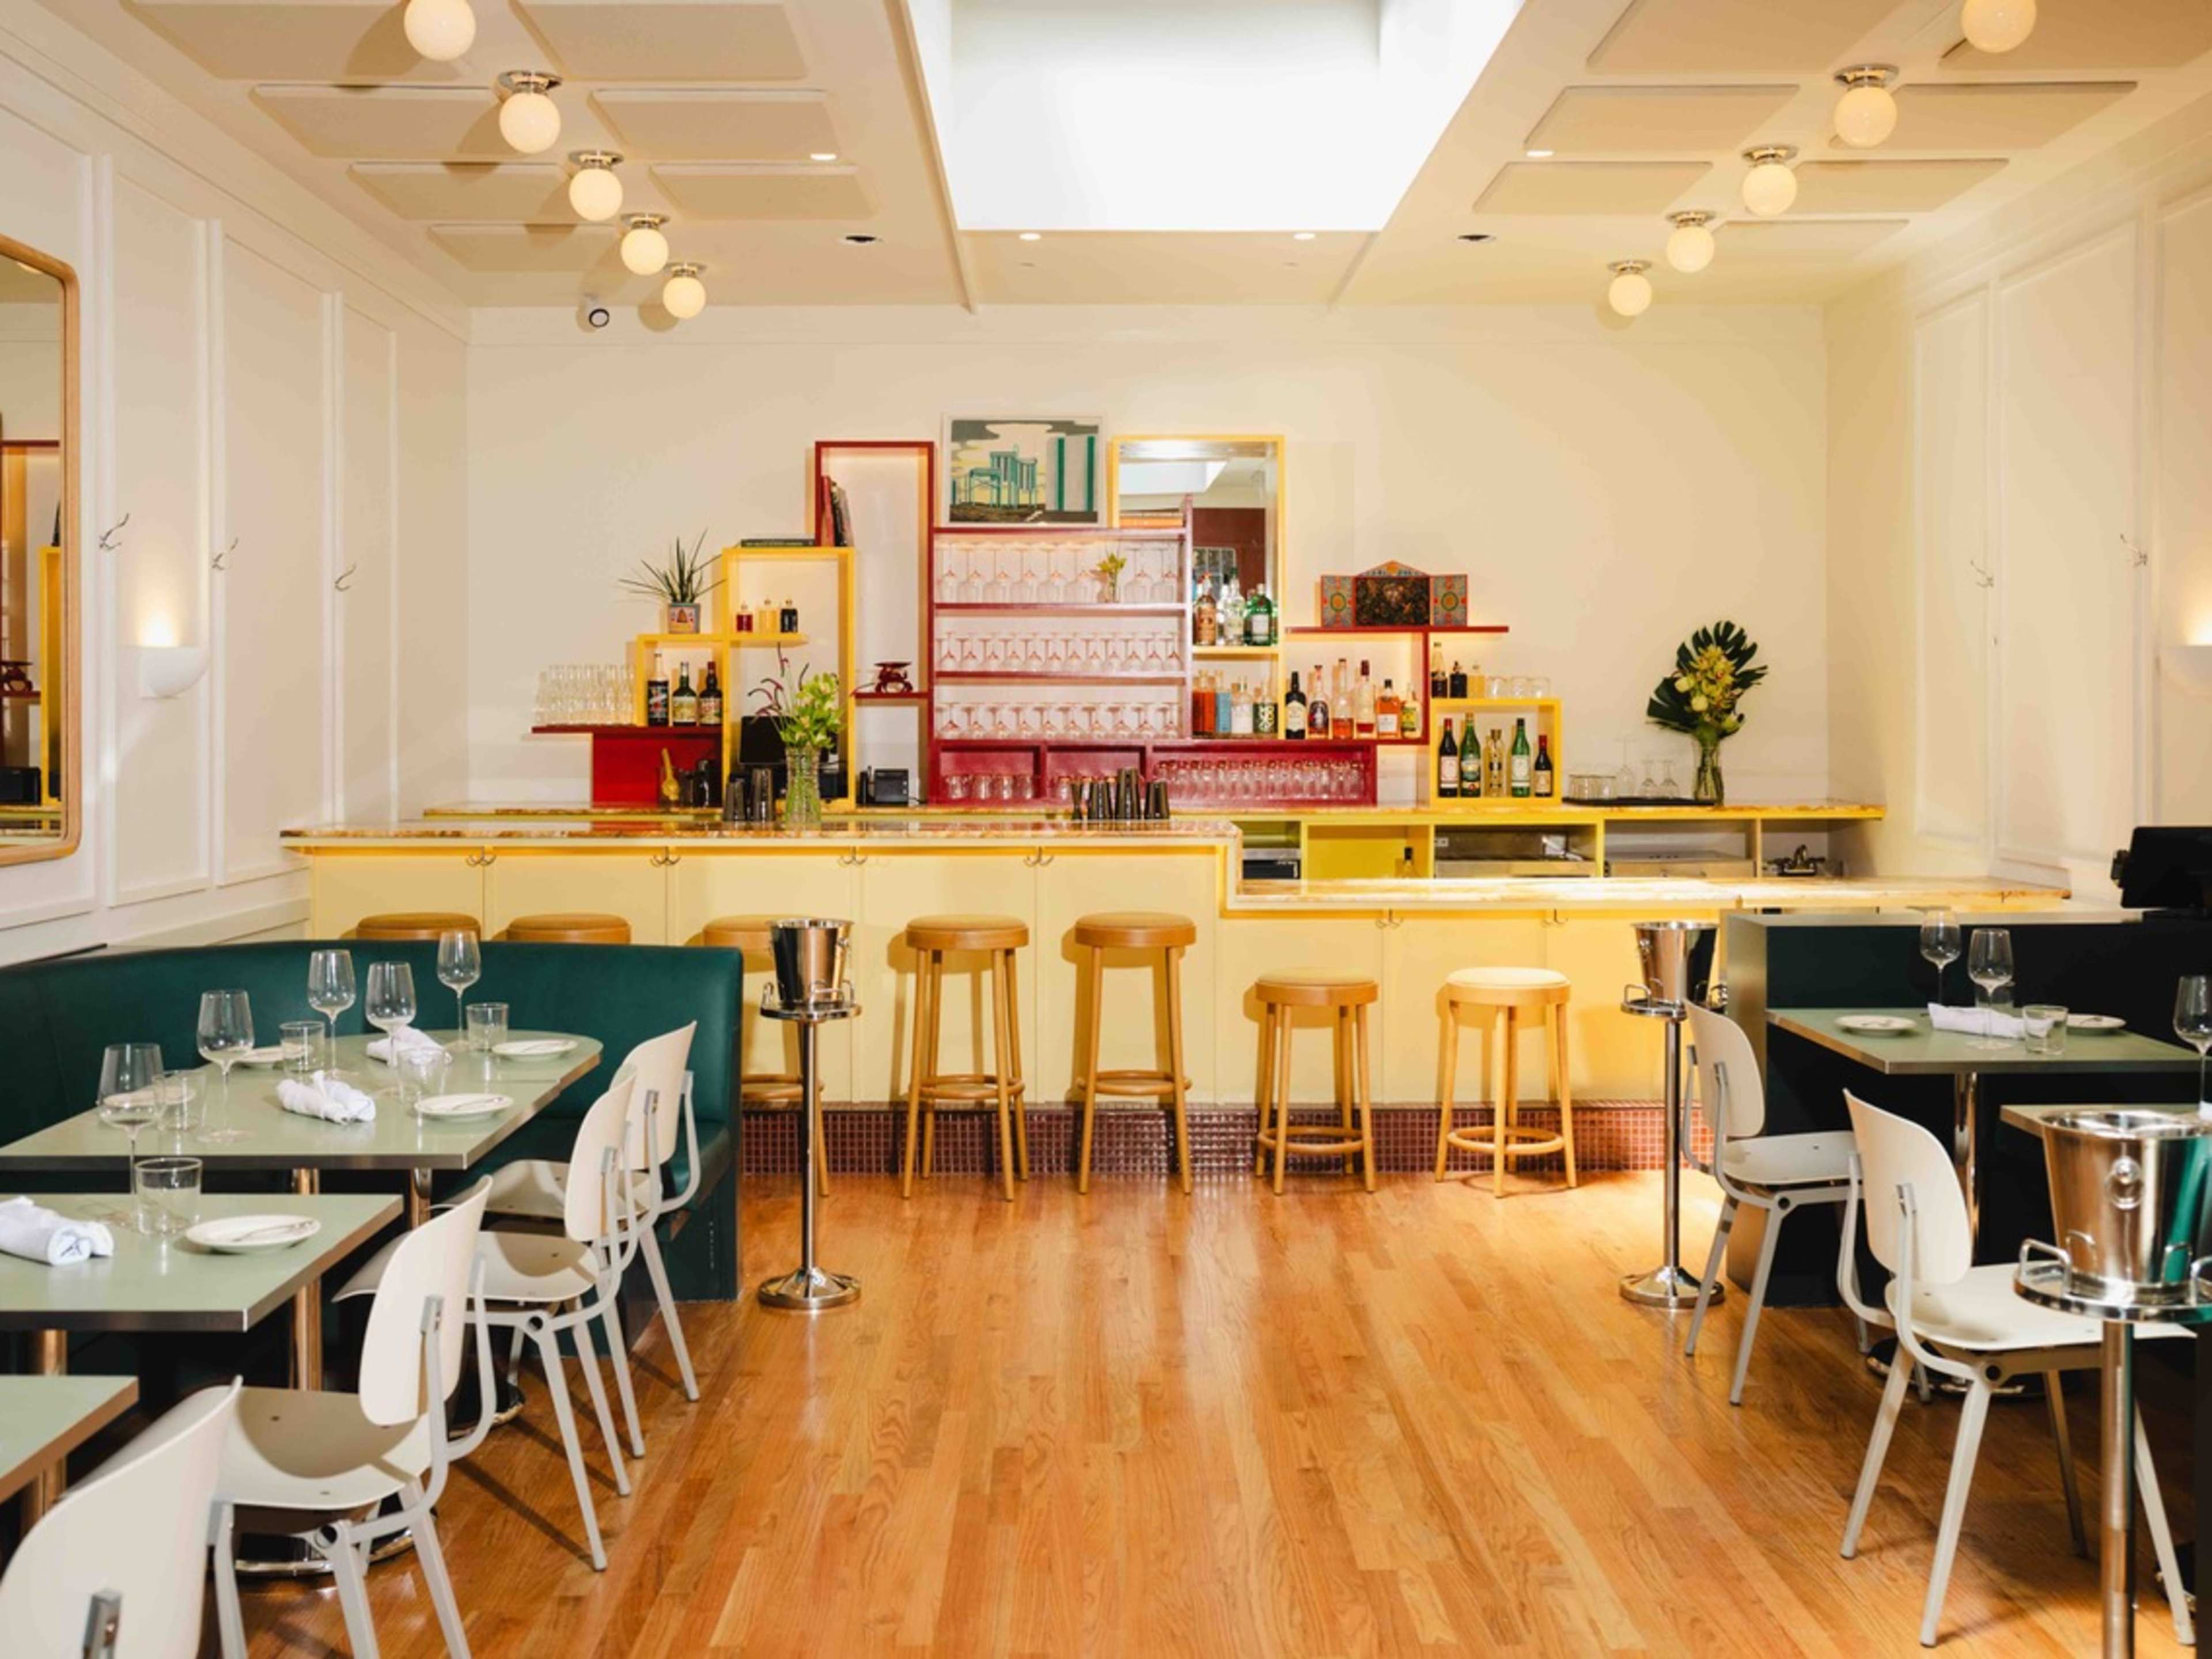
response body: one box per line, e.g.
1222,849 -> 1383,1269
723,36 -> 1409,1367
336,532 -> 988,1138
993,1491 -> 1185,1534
2176,976 -> 2212,1109
436,930 -> 482,1046
1965,929 -> 2016,1048
1919,908 -> 1963,1006
307,948 -> 357,1049
97,1043 -> 164,1224
365,961 -> 418,1046
195,990 -> 255,1141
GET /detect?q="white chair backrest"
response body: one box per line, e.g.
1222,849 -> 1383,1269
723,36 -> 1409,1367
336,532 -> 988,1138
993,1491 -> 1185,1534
360,1180 -> 489,1426
1844,1089 -> 1972,1285
0,1378 -> 240,1658
1686,1005 -> 1765,1143
565,1073 -> 638,1244
615,1022 -> 696,1168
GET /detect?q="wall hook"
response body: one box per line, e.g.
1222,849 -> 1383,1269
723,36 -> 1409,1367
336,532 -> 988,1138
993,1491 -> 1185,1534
213,538 -> 236,572
2121,533 -> 2149,569
334,563 -> 358,593
836,849 -> 866,867
97,512 -> 130,551
1022,850 -> 1055,868
1967,558 -> 1994,590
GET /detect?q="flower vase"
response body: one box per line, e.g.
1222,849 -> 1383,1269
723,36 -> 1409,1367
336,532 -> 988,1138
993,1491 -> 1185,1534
782,744 -> 823,830
1692,732 -> 1725,806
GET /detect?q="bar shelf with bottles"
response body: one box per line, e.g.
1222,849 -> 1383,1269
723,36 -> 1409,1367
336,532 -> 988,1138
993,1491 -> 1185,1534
1427,698 -> 1564,810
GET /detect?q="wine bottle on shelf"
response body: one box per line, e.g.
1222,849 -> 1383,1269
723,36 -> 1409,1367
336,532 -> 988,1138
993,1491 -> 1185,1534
1485,728 -> 1505,797
1533,733 -> 1554,798
646,653 -> 671,728
671,662 -> 699,726
1449,660 -> 1468,699
1438,718 -> 1460,798
1308,665 -> 1331,737
1284,671 -> 1308,739
1245,584 -> 1275,647
1354,660 -> 1377,739
1401,681 -> 1422,741
1429,643 -> 1448,704
1376,678 -> 1401,739
698,661 -> 724,726
1509,717 -> 1532,798
1195,581 -> 1218,646
1253,675 -> 1278,736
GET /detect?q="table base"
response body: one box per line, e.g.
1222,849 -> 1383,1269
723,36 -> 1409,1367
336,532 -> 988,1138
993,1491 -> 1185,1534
1619,1264 -> 1713,1310
758,1266 -> 861,1312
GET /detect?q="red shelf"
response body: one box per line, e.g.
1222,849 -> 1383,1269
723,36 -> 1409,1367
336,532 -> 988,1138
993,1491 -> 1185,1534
1285,624 -> 1510,637
935,672 -> 1184,687
934,602 -> 1183,616
851,690 -> 929,704
532,724 -> 720,738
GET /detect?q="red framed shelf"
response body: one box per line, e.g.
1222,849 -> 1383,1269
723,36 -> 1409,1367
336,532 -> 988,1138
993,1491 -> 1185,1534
933,602 -> 1184,617
1284,624 -> 1510,637
935,671 -> 1184,687
850,690 -> 929,704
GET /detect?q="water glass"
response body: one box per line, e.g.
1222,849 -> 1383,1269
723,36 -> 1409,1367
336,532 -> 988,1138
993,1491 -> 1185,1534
467,1002 -> 510,1054
133,1155 -> 201,1237
397,1045 -> 451,1107
156,1069 -> 206,1139
281,1020 -> 325,1075
2022,1005 -> 2068,1057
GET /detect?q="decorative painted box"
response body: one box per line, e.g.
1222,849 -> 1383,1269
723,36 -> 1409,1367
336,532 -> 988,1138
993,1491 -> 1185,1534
1429,574 -> 1468,628
1318,575 -> 1355,629
1353,561 -> 1431,630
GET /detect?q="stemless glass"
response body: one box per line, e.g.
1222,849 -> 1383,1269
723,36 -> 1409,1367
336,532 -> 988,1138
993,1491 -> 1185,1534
1965,929 -> 2016,1048
365,961 -> 418,1041
280,1021 -> 325,1075
436,930 -> 482,1044
465,1002 -> 510,1055
133,1155 -> 201,1238
2175,975 -> 2212,1109
196,991 -> 255,1134
307,948 -> 357,1048
156,1069 -> 207,1141
1918,908 -> 1963,1006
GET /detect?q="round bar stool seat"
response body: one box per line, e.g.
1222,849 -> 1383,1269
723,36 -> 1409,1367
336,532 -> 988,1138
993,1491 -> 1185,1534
1253,972 -> 1378,1194
505,912 -> 631,944
701,915 -> 821,1194
1437,966 -> 1577,1195
902,916 -> 1029,1202
353,911 -> 480,941
1071,912 -> 1196,1194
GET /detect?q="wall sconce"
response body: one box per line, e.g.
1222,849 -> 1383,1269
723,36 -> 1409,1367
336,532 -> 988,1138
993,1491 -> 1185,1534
138,643 -> 208,700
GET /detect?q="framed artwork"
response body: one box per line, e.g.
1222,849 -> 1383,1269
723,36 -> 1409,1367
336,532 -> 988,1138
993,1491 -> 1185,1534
1319,574 -> 1354,629
1429,574 -> 1468,627
944,416 -> 1104,524
1353,560 -> 1431,629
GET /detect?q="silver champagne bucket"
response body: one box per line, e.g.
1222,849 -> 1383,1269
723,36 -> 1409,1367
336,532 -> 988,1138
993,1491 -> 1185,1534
2039,1109 -> 2212,1305
1628,919 -> 1715,1012
769,917 -> 851,1008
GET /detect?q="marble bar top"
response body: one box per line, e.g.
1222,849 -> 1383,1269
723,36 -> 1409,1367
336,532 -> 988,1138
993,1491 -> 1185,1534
282,815 -> 1240,849
1224,874 -> 2069,914
418,798 -> 1885,825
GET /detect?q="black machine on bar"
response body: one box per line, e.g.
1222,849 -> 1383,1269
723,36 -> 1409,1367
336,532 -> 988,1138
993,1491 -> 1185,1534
2112,827 -> 2212,915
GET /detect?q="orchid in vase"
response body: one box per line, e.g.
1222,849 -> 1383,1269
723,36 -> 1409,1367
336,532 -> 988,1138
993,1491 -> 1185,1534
1645,620 -> 1766,806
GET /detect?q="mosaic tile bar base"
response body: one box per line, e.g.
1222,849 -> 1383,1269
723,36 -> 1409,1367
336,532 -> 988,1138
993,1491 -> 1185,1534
743,1102 -> 1714,1181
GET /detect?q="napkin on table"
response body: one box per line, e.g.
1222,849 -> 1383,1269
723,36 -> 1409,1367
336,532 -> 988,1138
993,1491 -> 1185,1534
1926,1002 -> 2026,1041
277,1071 -> 377,1123
0,1195 -> 115,1266
366,1027 -> 445,1064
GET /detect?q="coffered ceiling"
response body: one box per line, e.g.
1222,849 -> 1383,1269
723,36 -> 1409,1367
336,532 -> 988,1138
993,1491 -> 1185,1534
38,0 -> 2212,310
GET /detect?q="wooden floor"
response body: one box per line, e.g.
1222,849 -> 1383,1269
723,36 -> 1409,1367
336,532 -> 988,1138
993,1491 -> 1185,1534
240,1172 -> 2195,1657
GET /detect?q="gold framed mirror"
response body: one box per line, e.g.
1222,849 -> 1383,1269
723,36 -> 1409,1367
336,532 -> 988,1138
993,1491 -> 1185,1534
0,233 -> 77,863
1105,435 -> 1284,602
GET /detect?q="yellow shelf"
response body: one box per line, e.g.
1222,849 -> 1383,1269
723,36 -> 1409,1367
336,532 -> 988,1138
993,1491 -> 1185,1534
1194,643 -> 1280,660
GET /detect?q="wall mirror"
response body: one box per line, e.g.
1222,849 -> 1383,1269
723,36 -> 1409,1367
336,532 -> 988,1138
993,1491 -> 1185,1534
0,234 -> 76,862
1107,435 -> 1283,601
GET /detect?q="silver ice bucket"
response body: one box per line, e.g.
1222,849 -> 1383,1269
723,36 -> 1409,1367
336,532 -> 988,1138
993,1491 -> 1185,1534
1628,920 -> 1715,1012
2040,1108 -> 2212,1304
769,917 -> 851,1008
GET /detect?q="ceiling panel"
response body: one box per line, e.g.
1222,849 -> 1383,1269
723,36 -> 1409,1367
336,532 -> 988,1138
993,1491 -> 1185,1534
253,82 -> 507,158
591,88 -> 838,160
512,0 -> 806,81
970,233 -> 1362,305
1791,157 -> 2008,213
1713,218 -> 1910,259
429,222 -> 619,272
123,1 -> 462,81
1587,0 -> 1899,75
1526,85 -> 1799,154
1473,160 -> 1710,214
1846,82 -> 2138,150
652,162 -> 872,220
349,161 -> 575,221
1943,0 -> 2212,71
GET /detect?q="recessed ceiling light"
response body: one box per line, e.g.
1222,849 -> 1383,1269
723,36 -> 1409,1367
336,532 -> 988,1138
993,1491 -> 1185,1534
1017,232 -> 1042,242
1525,148 -> 1554,159
1457,233 -> 1494,244
809,152 -> 838,162
842,233 -> 878,245
1292,232 -> 1316,241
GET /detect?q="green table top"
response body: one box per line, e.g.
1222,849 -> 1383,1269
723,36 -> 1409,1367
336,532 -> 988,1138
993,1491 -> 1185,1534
0,1032 -> 600,1175
0,1192 -> 397,1333
0,1374 -> 137,1504
1768,1008 -> 2201,1078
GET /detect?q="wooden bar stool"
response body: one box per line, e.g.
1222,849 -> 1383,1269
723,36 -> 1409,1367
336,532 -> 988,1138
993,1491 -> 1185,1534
353,911 -> 480,941
702,914 -> 824,1197
1253,971 -> 1378,1194
1435,966 -> 1577,1196
505,912 -> 631,944
901,914 -> 1029,1202
1071,911 -> 1195,1195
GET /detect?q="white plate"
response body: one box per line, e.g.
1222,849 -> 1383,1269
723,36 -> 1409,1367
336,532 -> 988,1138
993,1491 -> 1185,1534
493,1039 -> 576,1059
234,1046 -> 288,1067
2067,1013 -> 2127,1032
185,1213 -> 321,1255
411,1092 -> 512,1122
1837,1014 -> 1918,1035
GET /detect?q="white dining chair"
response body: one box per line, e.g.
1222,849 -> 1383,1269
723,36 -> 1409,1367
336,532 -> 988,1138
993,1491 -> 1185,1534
480,1023 -> 702,1408
0,1378 -> 240,1658
1681,1005 -> 1861,1404
1836,1090 -> 2194,1648
212,1182 -> 494,1658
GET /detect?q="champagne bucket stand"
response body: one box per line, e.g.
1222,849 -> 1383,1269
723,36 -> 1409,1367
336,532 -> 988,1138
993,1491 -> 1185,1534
1619,920 -> 1719,1309
755,988 -> 860,1312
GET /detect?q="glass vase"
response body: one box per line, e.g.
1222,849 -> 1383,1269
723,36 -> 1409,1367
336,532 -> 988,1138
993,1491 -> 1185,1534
1692,732 -> 1725,806
782,744 -> 823,830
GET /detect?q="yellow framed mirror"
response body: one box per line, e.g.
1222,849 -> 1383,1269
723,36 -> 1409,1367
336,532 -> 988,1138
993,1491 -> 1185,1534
1105,435 -> 1284,604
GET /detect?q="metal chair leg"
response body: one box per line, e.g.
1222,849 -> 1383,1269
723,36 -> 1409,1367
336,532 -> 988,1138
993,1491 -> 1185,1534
1684,1196 -> 1736,1358
2045,1370 -> 2086,1556
1918,1378 -> 1993,1647
1728,1200 -> 1785,1406
1843,1354 -> 1914,1559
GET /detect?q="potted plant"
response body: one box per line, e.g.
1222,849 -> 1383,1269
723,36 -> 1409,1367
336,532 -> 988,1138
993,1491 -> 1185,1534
752,656 -> 842,828
1645,620 -> 1766,806
619,530 -> 720,635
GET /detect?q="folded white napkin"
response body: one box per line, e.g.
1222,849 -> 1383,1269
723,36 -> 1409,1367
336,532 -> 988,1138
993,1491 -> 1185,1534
1927,1002 -> 2025,1041
366,1027 -> 444,1064
277,1071 -> 377,1123
0,1195 -> 115,1266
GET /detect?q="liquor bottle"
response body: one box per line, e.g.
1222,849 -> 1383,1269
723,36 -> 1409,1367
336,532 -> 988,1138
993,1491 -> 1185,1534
1192,671 -> 1215,736
1229,678 -> 1254,737
1437,718 -> 1460,798
1308,665 -> 1331,737
1449,660 -> 1468,700
1245,584 -> 1275,647
646,652 -> 671,727
1376,677 -> 1401,739
1194,580 -> 1218,647
1533,733 -> 1554,798
779,597 -> 798,634
1486,728 -> 1505,797
671,662 -> 699,726
1283,671 -> 1308,739
1509,717 -> 1532,798
1429,642 -> 1448,704
1220,573 -> 1244,642
1214,672 -> 1233,736
1253,676 -> 1279,736
1354,660 -> 1377,739
1401,681 -> 1422,741
698,661 -> 724,726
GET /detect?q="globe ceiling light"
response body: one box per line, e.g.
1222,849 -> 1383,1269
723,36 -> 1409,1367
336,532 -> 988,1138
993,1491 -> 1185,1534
1833,65 -> 1900,149
1664,211 -> 1716,274
1961,0 -> 2036,53
567,151 -> 623,222
662,263 -> 707,320
620,213 -> 670,276
1607,260 -> 1653,319
495,71 -> 562,155
1740,146 -> 1798,217
402,0 -> 475,61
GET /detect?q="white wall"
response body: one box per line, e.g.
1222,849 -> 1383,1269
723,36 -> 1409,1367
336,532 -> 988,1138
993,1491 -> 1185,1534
1826,93 -> 2212,900
0,1 -> 469,964
467,303 -> 1830,806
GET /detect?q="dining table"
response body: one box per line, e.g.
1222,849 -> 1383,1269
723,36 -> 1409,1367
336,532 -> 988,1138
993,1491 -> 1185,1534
0,1373 -> 137,1537
0,1031 -> 600,1388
